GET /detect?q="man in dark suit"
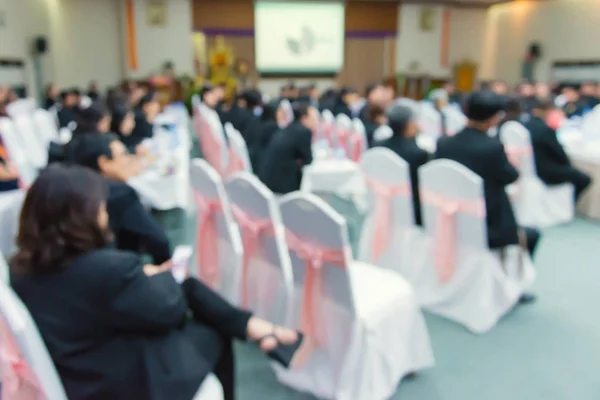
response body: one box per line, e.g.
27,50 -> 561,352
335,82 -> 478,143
69,133 -> 171,264
375,105 -> 430,226
526,99 -> 591,201
562,86 -> 587,118
57,89 -> 80,129
436,91 -> 541,303
259,102 -> 315,194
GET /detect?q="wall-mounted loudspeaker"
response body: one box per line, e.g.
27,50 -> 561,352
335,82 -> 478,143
34,36 -> 48,55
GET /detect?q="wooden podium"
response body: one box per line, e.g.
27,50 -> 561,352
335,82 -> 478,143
453,60 -> 478,92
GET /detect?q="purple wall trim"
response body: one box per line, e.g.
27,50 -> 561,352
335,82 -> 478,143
196,28 -> 397,39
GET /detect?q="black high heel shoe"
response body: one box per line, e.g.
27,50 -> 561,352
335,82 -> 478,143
256,328 -> 305,368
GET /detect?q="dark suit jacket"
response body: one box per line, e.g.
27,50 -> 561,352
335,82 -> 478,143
107,180 -> 171,264
435,127 -> 520,248
375,135 -> 430,226
259,122 -> 313,194
11,249 -> 211,400
525,116 -> 574,184
122,116 -> 153,151
57,107 -> 76,128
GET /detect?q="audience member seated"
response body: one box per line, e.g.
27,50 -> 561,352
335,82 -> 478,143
222,92 -> 254,134
10,164 -> 303,400
525,99 -> 592,201
497,96 -> 522,133
333,87 -> 361,118
579,81 -> 599,110
88,80 -> 101,101
535,82 -> 553,103
252,100 -> 284,170
0,139 -> 20,191
279,82 -> 299,102
517,82 -> 536,114
57,89 -> 81,128
359,83 -> 385,121
430,89 -> 449,136
363,104 -> 387,147
561,86 -> 587,118
435,91 -> 541,304
491,80 -> 509,95
259,102 -> 315,194
375,105 -> 430,226
44,83 -> 59,110
124,91 -> 160,151
69,134 -> 167,263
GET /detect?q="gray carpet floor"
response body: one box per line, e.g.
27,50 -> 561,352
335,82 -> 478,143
156,200 -> 600,400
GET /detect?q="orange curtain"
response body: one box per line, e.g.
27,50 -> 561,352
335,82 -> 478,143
126,0 -> 138,70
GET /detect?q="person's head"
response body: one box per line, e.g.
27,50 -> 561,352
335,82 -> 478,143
110,107 -> 135,136
242,89 -> 263,110
381,84 -> 395,105
503,96 -> 522,121
518,81 -> 534,97
429,89 -> 449,110
386,105 -> 418,138
530,98 -> 555,119
200,83 -> 217,108
45,83 -> 58,99
365,83 -> 385,106
580,81 -> 596,97
89,81 -> 99,93
11,164 -> 111,275
292,102 -> 318,131
261,101 -> 282,123
138,91 -> 160,122
62,89 -> 79,107
464,91 -> 506,132
340,87 -> 359,105
491,80 -> 508,95
74,102 -> 111,134
70,133 -> 131,182
442,82 -> 455,94
367,104 -> 387,126
306,84 -> 319,101
286,82 -> 299,99
535,82 -> 551,100
562,85 -> 580,102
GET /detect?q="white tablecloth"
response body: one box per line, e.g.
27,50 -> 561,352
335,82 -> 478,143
0,190 -> 26,257
301,158 -> 367,210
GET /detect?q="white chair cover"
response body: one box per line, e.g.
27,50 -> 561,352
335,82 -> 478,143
12,115 -> 48,169
0,252 -> 7,284
225,173 -> 293,325
417,102 -> 442,138
335,114 -> 353,157
0,118 -> 37,186
32,109 -> 60,145
500,121 -> 574,228
5,99 -> 36,118
414,160 -> 536,333
0,280 -> 68,400
224,123 -> 252,176
349,118 -> 368,162
372,124 -> 393,144
189,159 -> 243,305
320,110 -> 336,147
0,189 -> 26,258
192,96 -> 229,176
280,99 -> 294,127
275,192 -> 434,400
442,105 -> 467,136
191,373 -> 224,400
358,149 -> 418,280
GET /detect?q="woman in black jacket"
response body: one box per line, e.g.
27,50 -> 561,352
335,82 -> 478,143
10,165 -> 302,400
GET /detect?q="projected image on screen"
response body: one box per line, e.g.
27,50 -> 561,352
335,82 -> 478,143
255,1 -> 345,74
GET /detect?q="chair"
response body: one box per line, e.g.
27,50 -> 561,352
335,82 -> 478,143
320,110 -> 336,147
191,373 -> 224,400
192,96 -> 229,176
0,118 -> 37,186
225,173 -> 293,325
349,118 -> 368,162
371,124 -> 392,144
442,105 -> 467,136
0,252 -> 7,284
358,149 -> 418,280
279,99 -> 294,127
224,123 -> 252,177
417,102 -> 442,138
12,115 -> 48,169
0,280 -> 68,400
275,192 -> 434,400
500,121 -> 574,228
415,160 -> 536,333
335,114 -> 353,157
190,159 -> 243,305
32,109 -> 60,145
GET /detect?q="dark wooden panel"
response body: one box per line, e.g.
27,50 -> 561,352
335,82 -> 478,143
193,0 -> 254,30
345,2 -> 398,32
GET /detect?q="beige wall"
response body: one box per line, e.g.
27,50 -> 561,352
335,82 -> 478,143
482,0 -> 600,83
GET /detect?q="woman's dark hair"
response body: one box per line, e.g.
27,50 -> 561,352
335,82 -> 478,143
367,104 -> 385,123
504,96 -> 522,120
110,105 -> 132,135
292,101 -> 311,121
261,101 -> 281,122
74,101 -> 110,134
11,164 -> 111,275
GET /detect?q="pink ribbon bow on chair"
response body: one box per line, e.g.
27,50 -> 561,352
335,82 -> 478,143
420,190 -> 486,283
0,320 -> 45,400
226,149 -> 245,178
231,205 -> 275,307
504,145 -> 532,169
193,191 -> 223,289
285,230 -> 347,342
337,130 -> 351,156
349,134 -> 364,162
366,177 -> 412,262
323,124 -> 333,147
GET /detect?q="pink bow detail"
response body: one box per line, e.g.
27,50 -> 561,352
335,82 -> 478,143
226,149 -> 246,178
420,190 -> 486,283
504,145 -> 532,169
349,134 -> 364,162
194,112 -> 223,176
230,205 -> 275,307
0,319 -> 45,400
323,124 -> 333,147
193,191 -> 222,289
285,230 -> 347,342
337,130 -> 351,156
366,177 -> 412,262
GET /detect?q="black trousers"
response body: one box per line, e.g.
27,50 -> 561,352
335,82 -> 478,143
571,169 -> 592,201
520,226 -> 541,258
182,278 -> 252,400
